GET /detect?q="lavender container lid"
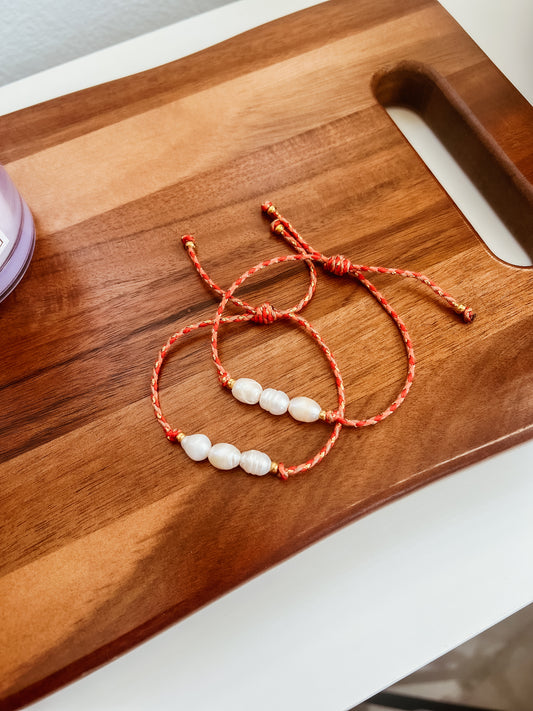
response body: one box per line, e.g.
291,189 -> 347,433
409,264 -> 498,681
0,165 -> 36,303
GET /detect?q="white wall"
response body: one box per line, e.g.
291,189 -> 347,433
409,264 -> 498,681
0,0 -> 230,85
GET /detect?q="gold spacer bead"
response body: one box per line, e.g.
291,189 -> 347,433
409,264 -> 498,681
270,461 -> 279,474
226,378 -> 235,389
274,224 -> 285,235
456,304 -> 466,313
177,432 -> 186,442
184,240 -> 195,250
319,410 -> 327,421
267,204 -> 278,216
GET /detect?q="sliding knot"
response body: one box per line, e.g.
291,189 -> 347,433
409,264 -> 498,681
324,254 -> 352,276
252,302 -> 282,324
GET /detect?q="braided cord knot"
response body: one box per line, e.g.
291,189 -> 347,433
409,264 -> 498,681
181,234 -> 196,249
270,218 -> 285,236
462,306 -> 476,323
324,254 -> 352,276
276,463 -> 290,480
252,302 -> 282,324
261,201 -> 279,218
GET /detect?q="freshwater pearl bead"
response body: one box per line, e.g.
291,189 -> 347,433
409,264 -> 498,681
240,449 -> 272,476
288,396 -> 322,423
259,388 -> 290,415
180,433 -> 212,461
208,442 -> 241,470
232,378 -> 263,405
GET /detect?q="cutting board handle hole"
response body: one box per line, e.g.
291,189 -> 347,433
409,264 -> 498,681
371,61 -> 533,267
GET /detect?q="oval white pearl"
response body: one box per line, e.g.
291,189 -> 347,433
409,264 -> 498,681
259,388 -> 290,415
208,442 -> 241,470
240,449 -> 271,476
180,433 -> 212,461
232,378 -> 263,405
288,396 -> 322,423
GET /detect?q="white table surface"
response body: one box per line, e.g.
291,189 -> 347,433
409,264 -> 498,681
1,1 -> 531,709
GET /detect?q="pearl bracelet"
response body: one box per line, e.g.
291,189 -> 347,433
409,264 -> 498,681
151,315 -> 345,479
151,202 -> 474,480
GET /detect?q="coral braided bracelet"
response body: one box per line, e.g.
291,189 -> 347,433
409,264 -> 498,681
151,202 -> 475,480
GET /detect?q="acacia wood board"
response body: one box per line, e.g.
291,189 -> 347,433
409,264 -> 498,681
1,0 -> 532,707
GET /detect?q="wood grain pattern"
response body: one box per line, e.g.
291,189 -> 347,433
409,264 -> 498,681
0,0 -> 532,707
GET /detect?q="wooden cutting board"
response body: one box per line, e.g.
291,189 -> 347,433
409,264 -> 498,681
1,0 -> 532,707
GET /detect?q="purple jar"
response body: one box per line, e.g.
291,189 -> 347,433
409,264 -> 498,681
0,165 -> 36,303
